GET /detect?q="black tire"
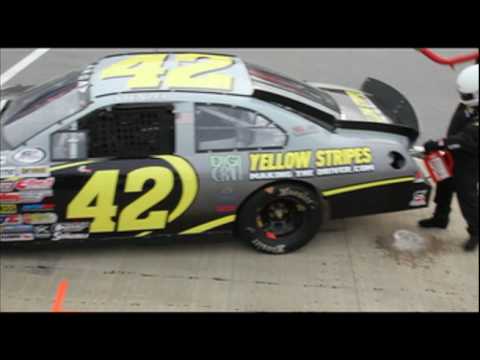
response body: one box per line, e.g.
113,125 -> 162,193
236,182 -> 322,254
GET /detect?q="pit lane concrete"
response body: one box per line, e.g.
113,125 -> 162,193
0,48 -> 478,312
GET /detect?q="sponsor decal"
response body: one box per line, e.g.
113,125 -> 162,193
0,167 -> 17,179
292,124 -> 320,136
0,181 -> 16,193
78,165 -> 93,174
34,225 -> 52,239
278,187 -> 316,206
0,204 -> 17,214
13,148 -> 46,164
23,213 -> 58,225
0,190 -> 53,204
0,224 -> 34,233
51,222 -> 90,233
251,239 -> 286,254
218,186 -> 240,202
0,192 -> 21,203
0,233 -> 34,242
346,90 -> 388,124
0,151 -> 11,166
15,177 -> 55,191
17,166 -> 50,178
112,92 -> 167,104
409,190 -> 428,207
210,155 -> 242,182
21,190 -> 53,203
52,232 -> 89,241
0,214 -> 23,225
67,157 -> 198,234
21,203 -> 55,212
292,126 -> 307,135
215,204 -> 237,213
176,113 -> 194,125
249,148 -> 374,180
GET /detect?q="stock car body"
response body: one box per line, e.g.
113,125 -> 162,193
0,52 -> 431,253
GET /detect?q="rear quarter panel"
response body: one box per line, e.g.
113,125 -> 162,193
181,94 -> 423,230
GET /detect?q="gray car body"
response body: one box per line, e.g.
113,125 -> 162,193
0,53 -> 431,241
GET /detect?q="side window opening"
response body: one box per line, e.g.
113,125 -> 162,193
51,104 -> 175,161
253,90 -> 336,132
78,105 -> 175,159
195,104 -> 287,152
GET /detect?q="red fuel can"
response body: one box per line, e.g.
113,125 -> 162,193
424,150 -> 454,182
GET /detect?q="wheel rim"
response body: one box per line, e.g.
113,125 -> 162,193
257,198 -> 305,239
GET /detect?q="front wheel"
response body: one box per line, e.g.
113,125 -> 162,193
236,183 -> 322,254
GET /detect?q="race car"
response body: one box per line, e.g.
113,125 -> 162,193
0,52 -> 431,254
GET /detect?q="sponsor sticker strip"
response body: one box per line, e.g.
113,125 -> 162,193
23,212 -> 58,225
0,190 -> 53,204
0,214 -> 23,225
34,225 -> 52,239
0,221 -> 91,241
0,151 -> 10,166
17,166 -> 51,178
21,203 -> 55,212
0,224 -> 34,233
0,204 -> 17,214
52,233 -> 89,241
0,233 -> 34,242
52,222 -> 90,233
15,177 -> 55,191
0,181 -> 16,192
0,167 -> 16,179
0,166 -> 51,179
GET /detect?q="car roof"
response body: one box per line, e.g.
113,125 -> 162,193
81,52 -> 340,121
87,52 -> 255,99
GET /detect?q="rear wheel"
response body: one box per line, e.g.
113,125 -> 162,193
236,183 -> 322,254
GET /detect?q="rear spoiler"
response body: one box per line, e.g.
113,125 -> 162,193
361,78 -> 420,142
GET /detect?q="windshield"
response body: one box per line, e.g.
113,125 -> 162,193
246,63 -> 340,113
0,71 -> 89,149
1,71 -> 83,126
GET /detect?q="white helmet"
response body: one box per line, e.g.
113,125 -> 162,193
457,64 -> 478,107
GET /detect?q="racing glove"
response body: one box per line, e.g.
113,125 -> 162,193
424,139 -> 447,153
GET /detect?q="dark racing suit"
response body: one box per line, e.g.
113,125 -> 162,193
433,104 -> 479,238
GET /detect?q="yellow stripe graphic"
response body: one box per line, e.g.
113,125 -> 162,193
50,160 -> 99,172
322,177 -> 415,197
135,231 -> 152,238
179,215 -> 236,235
134,215 -> 236,238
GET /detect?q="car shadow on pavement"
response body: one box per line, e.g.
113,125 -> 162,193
0,234 -> 239,257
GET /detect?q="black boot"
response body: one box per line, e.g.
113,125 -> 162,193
418,217 -> 449,229
463,236 -> 479,252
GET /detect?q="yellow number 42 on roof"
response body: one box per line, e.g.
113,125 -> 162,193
101,53 -> 235,91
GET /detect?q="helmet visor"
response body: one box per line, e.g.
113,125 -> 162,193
459,92 -> 474,102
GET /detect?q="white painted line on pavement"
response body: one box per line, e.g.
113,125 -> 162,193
0,48 -> 50,88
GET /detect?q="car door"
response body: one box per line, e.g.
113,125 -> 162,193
189,103 -> 288,221
48,102 -> 199,241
